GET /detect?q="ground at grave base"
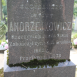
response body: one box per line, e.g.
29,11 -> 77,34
0,68 -> 4,77
75,68 -> 77,77
70,48 -> 77,65
0,53 -> 4,69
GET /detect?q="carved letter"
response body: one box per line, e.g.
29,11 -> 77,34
67,22 -> 71,30
36,22 -> 40,31
25,22 -> 29,31
63,22 -> 66,30
9,22 -> 13,32
30,22 -> 34,31
14,22 -> 19,31
20,22 -> 24,31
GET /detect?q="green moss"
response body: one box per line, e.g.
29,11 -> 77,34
7,50 -> 9,65
8,59 -> 67,69
7,50 -> 70,69
0,68 -> 4,77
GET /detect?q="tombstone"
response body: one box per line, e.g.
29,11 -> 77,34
8,0 -> 74,64
4,0 -> 76,77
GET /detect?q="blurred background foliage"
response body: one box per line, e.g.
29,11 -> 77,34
0,0 -> 7,40
74,0 -> 77,17
2,0 -> 7,15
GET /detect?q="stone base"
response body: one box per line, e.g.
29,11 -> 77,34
4,51 -> 76,77
0,48 -> 5,53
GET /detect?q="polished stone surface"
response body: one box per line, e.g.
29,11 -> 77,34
7,0 -> 74,64
4,51 -> 76,77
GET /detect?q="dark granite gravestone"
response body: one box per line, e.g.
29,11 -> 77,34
4,0 -> 76,77
8,0 -> 74,64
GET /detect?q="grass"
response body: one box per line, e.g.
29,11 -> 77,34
0,68 -> 4,77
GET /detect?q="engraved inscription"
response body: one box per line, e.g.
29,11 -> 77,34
9,40 -> 71,47
9,22 -> 71,32
20,2 -> 63,10
20,54 -> 61,61
11,34 -> 68,40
